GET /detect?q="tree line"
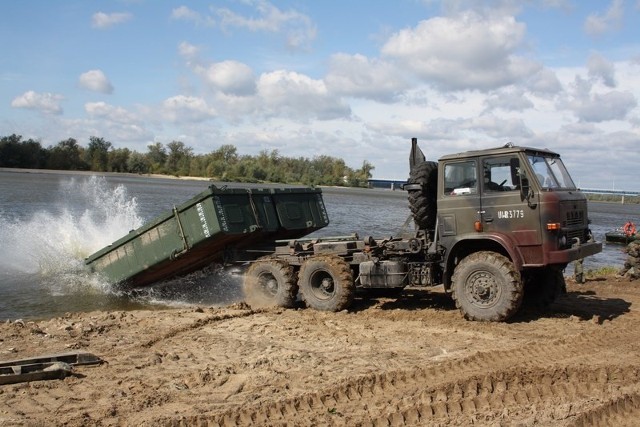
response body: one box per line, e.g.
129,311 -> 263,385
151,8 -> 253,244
0,134 -> 374,187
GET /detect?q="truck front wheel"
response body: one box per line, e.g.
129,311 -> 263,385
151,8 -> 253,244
243,259 -> 298,308
299,256 -> 355,312
451,251 -> 523,321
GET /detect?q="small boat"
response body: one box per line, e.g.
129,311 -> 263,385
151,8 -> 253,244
605,231 -> 639,244
605,222 -> 639,244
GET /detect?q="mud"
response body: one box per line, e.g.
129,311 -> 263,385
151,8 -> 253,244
1,274 -> 640,426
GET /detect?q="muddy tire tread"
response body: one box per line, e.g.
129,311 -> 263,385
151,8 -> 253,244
451,251 -> 523,322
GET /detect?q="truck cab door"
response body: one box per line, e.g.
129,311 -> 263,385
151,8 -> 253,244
437,159 -> 482,243
479,155 -> 542,254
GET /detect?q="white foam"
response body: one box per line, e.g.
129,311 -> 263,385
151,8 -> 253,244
0,176 -> 143,294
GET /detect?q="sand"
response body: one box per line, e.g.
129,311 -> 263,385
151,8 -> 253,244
2,274 -> 640,426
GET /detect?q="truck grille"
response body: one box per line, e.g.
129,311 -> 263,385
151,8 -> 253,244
563,210 -> 584,227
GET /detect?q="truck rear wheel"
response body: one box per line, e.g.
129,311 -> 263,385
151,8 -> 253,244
522,267 -> 566,309
243,259 -> 298,308
407,161 -> 438,230
451,251 -> 523,321
299,256 -> 354,312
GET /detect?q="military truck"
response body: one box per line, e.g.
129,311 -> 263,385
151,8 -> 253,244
243,138 -> 602,321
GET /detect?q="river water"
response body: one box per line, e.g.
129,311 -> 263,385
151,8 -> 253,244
1,170 -> 637,320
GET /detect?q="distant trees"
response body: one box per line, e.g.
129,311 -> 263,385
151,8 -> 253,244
0,134 -> 47,168
85,136 -> 112,171
47,138 -> 87,170
166,140 -> 193,176
146,142 -> 167,173
0,133 -> 375,187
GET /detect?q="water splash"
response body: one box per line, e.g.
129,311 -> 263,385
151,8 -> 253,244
0,176 -> 143,295
130,264 -> 245,308
0,175 -> 245,319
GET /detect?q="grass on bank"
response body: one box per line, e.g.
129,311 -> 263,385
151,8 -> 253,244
586,194 -> 640,204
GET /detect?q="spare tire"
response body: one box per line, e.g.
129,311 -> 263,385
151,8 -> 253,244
407,161 -> 438,230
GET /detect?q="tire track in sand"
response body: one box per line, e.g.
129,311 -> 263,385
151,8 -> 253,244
150,320 -> 640,426
151,364 -> 640,426
569,392 -> 640,427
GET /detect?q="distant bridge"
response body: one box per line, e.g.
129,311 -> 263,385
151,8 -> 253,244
580,188 -> 640,196
368,179 -> 407,189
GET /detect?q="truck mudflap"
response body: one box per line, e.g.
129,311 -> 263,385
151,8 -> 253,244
547,241 -> 602,265
85,185 -> 329,288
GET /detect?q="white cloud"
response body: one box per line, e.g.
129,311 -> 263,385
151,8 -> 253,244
574,90 -> 637,122
171,6 -> 200,21
202,60 -> 256,96
85,102 -> 133,123
365,114 -> 532,143
325,53 -> 409,102
560,76 -> 637,122
78,70 -> 114,94
178,41 -> 200,59
381,11 -> 539,91
462,114 -> 533,139
11,91 -> 63,115
215,0 -> 317,50
484,89 -> 534,112
161,95 -> 216,123
587,53 -> 616,88
82,102 -> 151,143
91,12 -> 132,29
257,70 -> 350,120
525,68 -> 562,95
584,0 -> 624,36
171,6 -> 215,27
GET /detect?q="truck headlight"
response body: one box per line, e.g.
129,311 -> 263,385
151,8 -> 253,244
558,235 -> 567,248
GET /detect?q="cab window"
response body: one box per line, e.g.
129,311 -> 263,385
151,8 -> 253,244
483,156 -> 520,192
444,161 -> 477,196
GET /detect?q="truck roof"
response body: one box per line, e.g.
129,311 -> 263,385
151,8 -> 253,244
438,144 -> 559,161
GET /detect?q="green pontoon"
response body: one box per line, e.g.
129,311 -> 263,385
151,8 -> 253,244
85,185 -> 329,287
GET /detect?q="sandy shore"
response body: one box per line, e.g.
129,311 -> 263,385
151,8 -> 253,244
2,274 -> 640,426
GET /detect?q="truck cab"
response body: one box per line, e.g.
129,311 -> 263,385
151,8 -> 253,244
437,144 -> 600,272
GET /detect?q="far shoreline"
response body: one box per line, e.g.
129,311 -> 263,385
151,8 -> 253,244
0,166 -> 212,182
0,167 -> 408,196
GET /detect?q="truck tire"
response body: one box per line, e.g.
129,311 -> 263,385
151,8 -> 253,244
243,259 -> 298,308
522,267 -> 566,309
451,251 -> 523,321
407,161 -> 438,230
299,256 -> 355,312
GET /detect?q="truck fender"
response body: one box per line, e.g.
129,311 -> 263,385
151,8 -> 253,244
442,234 -> 524,289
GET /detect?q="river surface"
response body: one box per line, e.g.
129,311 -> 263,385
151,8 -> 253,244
1,169 -> 638,320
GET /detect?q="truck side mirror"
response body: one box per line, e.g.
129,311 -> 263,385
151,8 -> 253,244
512,158 -> 533,205
510,158 -> 528,199
517,168 -> 537,207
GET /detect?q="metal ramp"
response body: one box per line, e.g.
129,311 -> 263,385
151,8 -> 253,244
0,352 -> 103,385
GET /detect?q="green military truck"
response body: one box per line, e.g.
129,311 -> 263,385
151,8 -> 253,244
244,138 -> 602,321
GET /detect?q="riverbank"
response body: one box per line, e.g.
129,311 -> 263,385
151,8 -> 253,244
2,274 -> 640,426
0,167 -> 213,183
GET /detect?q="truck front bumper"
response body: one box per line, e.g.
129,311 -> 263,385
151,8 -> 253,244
547,241 -> 602,264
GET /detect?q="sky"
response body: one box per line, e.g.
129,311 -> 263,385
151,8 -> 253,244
1,0 -> 639,190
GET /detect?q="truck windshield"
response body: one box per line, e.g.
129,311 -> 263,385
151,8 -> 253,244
527,154 -> 576,190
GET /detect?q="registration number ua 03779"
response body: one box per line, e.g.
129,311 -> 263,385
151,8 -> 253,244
497,209 -> 525,219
